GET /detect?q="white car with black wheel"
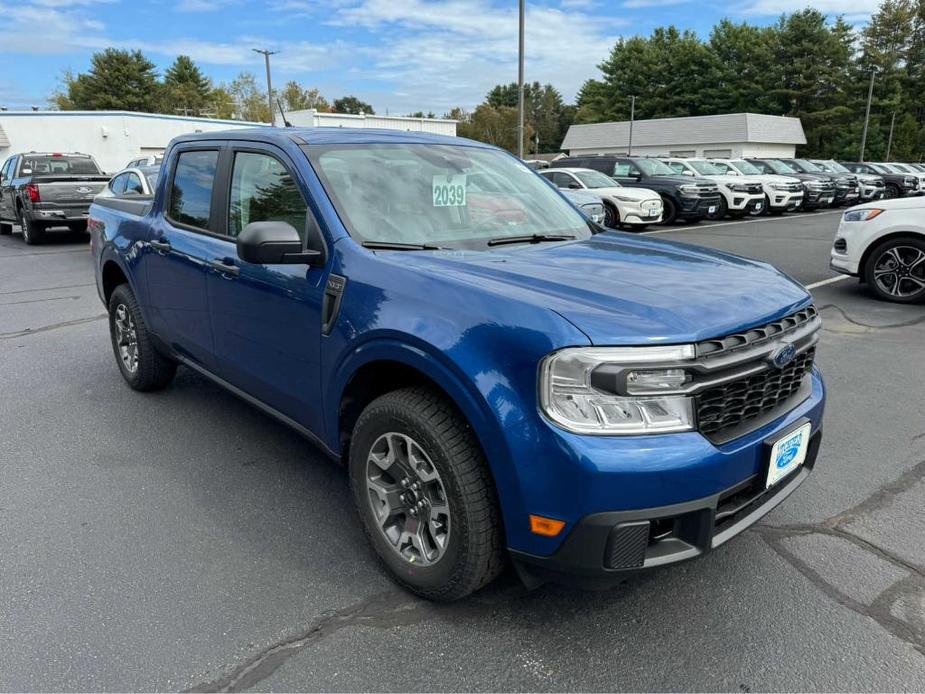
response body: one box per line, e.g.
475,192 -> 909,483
709,159 -> 804,215
539,168 -> 662,229
831,196 -> 925,303
662,158 -> 765,219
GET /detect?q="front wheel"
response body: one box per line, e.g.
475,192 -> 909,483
864,238 -> 925,304
708,196 -> 728,220
659,196 -> 678,225
108,284 -> 177,390
883,184 -> 900,200
603,202 -> 620,229
350,387 -> 504,601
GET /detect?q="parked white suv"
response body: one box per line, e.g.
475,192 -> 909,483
831,197 -> 925,303
662,158 -> 765,218
539,168 -> 663,229
709,159 -> 804,215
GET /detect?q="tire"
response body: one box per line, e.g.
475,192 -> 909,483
659,196 -> 678,225
708,196 -> 728,220
863,237 -> 925,304
0,221 -> 11,236
107,284 -> 177,390
602,202 -> 620,229
349,387 -> 504,601
884,184 -> 900,200
19,209 -> 45,245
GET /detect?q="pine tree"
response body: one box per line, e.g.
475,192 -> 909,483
163,55 -> 212,116
62,49 -> 160,112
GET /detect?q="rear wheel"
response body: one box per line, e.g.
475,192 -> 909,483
864,237 -> 925,304
108,284 -> 177,390
19,210 -> 44,245
349,387 -> 504,601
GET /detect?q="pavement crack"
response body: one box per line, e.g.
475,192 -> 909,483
0,313 -> 106,339
0,295 -> 81,306
0,282 -> 95,296
186,591 -> 428,692
818,303 -> 925,331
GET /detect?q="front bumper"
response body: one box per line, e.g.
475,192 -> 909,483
678,194 -> 722,219
726,191 -> 765,212
766,190 -> 803,210
803,189 -> 836,209
621,199 -> 663,225
513,427 -> 821,588
859,185 -> 885,200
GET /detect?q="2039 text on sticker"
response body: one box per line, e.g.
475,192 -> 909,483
433,174 -> 467,207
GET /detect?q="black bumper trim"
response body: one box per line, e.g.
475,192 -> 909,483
511,428 -> 821,588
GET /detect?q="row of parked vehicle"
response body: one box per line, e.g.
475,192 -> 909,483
532,154 -> 924,229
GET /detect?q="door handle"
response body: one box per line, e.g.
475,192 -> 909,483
209,257 -> 240,278
149,239 -> 171,254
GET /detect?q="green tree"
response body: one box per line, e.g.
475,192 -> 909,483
163,55 -> 212,116
333,95 -> 375,114
219,72 -> 271,122
407,110 -> 437,118
280,81 -> 330,112
486,81 -> 572,151
58,49 -> 161,112
456,104 -> 535,154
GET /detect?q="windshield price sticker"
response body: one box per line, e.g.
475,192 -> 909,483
433,174 -> 467,207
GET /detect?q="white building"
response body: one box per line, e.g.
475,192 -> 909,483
0,109 -> 458,174
561,113 -> 806,159
285,109 -> 458,136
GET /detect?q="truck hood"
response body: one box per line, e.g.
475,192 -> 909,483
393,232 -> 811,345
593,186 -> 661,202
704,174 -> 762,187
751,174 -> 802,185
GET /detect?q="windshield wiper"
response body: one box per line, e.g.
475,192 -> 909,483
361,241 -> 446,251
486,233 -> 576,247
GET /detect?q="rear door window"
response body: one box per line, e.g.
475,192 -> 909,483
168,150 -> 219,231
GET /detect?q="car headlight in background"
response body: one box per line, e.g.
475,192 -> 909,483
725,183 -> 750,192
539,346 -> 696,435
771,183 -> 793,191
804,180 -> 824,190
678,184 -> 701,196
842,208 -> 884,222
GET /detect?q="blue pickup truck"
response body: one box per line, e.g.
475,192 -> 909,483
89,128 -> 826,600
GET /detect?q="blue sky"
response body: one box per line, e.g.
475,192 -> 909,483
3,0 -> 880,115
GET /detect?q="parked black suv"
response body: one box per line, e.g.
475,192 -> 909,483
551,155 -> 721,224
747,159 -> 836,210
781,159 -> 859,207
838,162 -> 919,199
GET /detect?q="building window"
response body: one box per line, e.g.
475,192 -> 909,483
703,149 -> 733,158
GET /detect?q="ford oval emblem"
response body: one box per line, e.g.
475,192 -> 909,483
76,186 -> 92,194
770,343 -> 797,369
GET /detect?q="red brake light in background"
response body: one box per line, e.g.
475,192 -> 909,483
25,183 -> 41,203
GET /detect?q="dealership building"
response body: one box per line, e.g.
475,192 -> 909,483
0,110 -> 457,173
561,113 -> 806,159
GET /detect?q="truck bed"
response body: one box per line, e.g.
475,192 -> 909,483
91,195 -> 155,218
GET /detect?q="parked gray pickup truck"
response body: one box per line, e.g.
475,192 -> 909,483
0,152 -> 109,244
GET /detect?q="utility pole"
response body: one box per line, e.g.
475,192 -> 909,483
859,68 -> 876,162
886,110 -> 897,160
517,0 -> 525,159
253,48 -> 279,126
627,95 -> 636,155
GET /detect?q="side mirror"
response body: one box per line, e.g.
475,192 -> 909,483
568,181 -> 581,189
682,170 -> 695,176
237,221 -> 322,265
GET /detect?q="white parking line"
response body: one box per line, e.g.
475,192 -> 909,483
805,275 -> 850,290
640,209 -> 843,235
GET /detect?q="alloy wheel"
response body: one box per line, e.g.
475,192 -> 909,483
872,246 -> 925,298
113,303 -> 140,373
365,432 -> 451,566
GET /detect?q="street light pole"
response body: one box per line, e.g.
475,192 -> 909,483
627,95 -> 636,155
859,69 -> 876,162
253,48 -> 279,126
886,110 -> 896,160
517,0 -> 525,159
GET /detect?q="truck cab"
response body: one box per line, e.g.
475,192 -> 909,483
90,128 -> 826,600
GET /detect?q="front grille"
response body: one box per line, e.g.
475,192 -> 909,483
746,183 -> 763,194
696,305 -> 818,358
642,198 -> 661,210
696,347 -> 815,436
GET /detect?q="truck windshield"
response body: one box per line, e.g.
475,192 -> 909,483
731,160 -> 762,175
19,156 -> 101,175
635,159 -> 676,176
764,160 -> 798,175
792,159 -> 822,173
308,144 -> 592,249
687,160 -> 724,175
575,170 -> 620,188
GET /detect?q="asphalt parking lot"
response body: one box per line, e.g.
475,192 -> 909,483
2,211 -> 924,692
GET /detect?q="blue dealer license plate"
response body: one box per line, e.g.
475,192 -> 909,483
766,422 -> 811,488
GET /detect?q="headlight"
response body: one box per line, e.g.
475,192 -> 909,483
770,183 -> 790,191
725,183 -> 749,192
678,184 -> 700,195
842,208 -> 884,222
539,346 -> 696,435
904,177 -> 915,186
804,180 -> 824,190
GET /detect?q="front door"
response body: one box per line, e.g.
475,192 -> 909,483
205,144 -> 329,434
142,146 -> 226,369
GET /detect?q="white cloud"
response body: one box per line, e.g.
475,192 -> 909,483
622,0 -> 689,7
741,0 -> 879,15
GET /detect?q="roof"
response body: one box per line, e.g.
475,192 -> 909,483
173,126 -> 487,148
529,152 -> 568,162
287,109 -> 459,125
562,113 -> 806,151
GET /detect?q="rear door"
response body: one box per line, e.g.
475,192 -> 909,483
142,144 -> 228,369
204,142 -> 329,433
0,157 -> 15,221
